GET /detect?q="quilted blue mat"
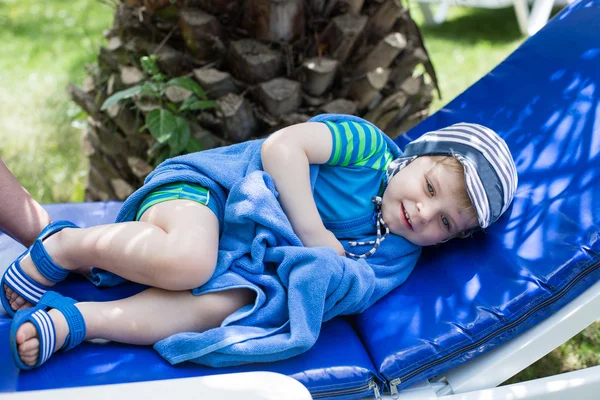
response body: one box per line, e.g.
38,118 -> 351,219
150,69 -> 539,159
359,0 -> 600,392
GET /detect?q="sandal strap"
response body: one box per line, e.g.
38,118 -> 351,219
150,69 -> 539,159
11,307 -> 57,369
10,292 -> 86,370
28,309 -> 57,366
30,221 -> 78,283
38,292 -> 86,352
3,260 -> 50,304
30,239 -> 68,282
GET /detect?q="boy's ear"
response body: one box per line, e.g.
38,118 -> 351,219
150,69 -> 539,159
435,228 -> 477,246
457,228 -> 477,239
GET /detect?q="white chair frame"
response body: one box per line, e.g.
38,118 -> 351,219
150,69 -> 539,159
414,0 -> 573,36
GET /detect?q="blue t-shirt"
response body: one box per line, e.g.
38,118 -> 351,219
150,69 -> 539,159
314,121 -> 393,239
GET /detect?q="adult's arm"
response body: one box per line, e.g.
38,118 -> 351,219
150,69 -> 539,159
0,158 -> 50,247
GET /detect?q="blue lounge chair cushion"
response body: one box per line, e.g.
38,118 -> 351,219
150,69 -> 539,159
353,0 -> 600,391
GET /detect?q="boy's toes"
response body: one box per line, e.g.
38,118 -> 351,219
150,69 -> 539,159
3,285 -> 13,303
17,323 -> 40,367
16,322 -> 38,345
12,296 -> 26,308
16,302 -> 33,312
19,353 -> 39,367
9,296 -> 32,312
18,337 -> 40,354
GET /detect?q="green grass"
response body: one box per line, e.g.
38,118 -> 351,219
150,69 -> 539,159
408,2 -> 526,112
0,0 -> 113,203
505,321 -> 600,385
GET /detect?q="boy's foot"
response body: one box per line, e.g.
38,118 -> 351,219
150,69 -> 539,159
3,233 -> 66,313
15,308 -> 69,367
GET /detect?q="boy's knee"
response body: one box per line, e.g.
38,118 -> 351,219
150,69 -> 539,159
158,251 -> 217,291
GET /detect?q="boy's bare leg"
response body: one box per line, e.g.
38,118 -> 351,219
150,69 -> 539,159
6,199 -> 219,312
15,286 -> 255,367
0,157 -> 51,247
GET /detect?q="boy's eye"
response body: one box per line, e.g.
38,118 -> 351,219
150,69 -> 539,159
426,179 -> 434,195
442,216 -> 451,231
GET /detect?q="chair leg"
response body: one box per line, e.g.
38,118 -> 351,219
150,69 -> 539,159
513,0 -> 531,36
418,3 -> 437,25
528,0 -> 556,36
417,0 -> 452,26
434,0 -> 452,24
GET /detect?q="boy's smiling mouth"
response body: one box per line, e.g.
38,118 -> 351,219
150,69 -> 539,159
400,202 -> 414,230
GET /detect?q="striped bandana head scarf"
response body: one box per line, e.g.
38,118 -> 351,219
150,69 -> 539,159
386,123 -> 518,230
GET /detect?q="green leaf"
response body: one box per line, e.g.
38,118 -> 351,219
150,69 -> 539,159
140,55 -> 160,76
70,110 -> 87,121
179,98 -> 217,112
167,77 -> 207,99
146,109 -> 177,144
153,146 -> 171,167
185,136 -> 204,153
166,102 -> 178,113
178,96 -> 197,112
148,141 -> 165,157
152,73 -> 166,83
140,82 -> 163,97
168,116 -> 190,154
101,85 -> 143,110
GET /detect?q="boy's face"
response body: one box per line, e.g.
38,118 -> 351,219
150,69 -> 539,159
381,156 -> 478,246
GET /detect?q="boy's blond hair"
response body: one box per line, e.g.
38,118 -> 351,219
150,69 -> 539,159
430,155 -> 479,239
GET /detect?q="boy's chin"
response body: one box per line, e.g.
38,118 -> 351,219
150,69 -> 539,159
392,230 -> 424,247
396,231 -> 436,247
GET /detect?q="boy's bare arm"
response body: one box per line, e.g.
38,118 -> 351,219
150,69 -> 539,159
261,122 -> 345,255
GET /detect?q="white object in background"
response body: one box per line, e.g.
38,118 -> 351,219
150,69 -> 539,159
415,0 -> 573,36
0,372 -> 312,400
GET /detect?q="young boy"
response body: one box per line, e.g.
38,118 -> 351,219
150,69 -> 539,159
2,114 -> 517,369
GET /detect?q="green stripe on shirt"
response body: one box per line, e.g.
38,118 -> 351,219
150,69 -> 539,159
371,153 -> 385,170
340,122 -> 354,166
383,151 -> 393,171
324,120 -> 391,171
366,124 -> 378,159
354,122 -> 367,163
325,121 -> 343,165
355,124 -> 379,167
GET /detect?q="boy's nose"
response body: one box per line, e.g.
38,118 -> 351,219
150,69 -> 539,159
416,201 -> 435,224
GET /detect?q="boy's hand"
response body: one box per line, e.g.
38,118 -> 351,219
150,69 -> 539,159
300,228 -> 346,256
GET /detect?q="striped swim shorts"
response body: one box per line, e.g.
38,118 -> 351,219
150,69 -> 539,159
135,182 -> 218,221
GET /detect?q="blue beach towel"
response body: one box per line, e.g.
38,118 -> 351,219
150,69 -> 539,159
89,114 -> 421,366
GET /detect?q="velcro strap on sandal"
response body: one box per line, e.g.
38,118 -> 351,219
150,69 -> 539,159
39,292 -> 86,352
59,303 -> 86,351
30,240 -> 69,283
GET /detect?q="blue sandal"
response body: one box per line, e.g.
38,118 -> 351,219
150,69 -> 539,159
1,220 -> 79,317
10,291 -> 86,370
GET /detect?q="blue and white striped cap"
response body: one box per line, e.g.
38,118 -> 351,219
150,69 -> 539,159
387,123 -> 518,229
